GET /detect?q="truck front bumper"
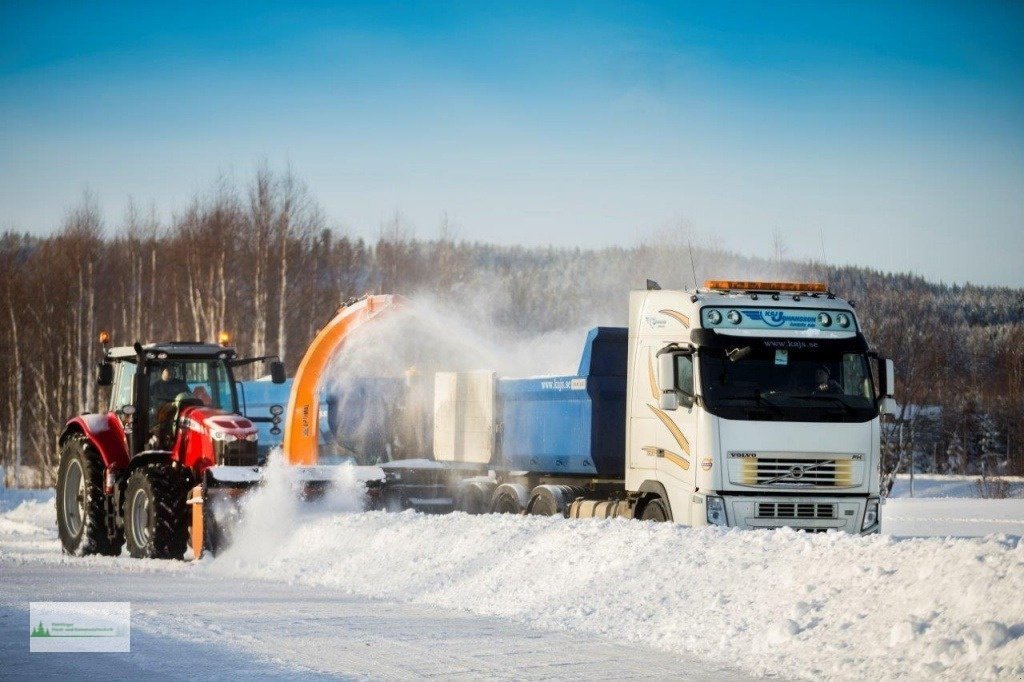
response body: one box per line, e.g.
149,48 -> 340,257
719,494 -> 879,534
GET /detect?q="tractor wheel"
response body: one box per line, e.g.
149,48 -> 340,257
56,435 -> 122,556
123,462 -> 188,559
640,497 -> 670,522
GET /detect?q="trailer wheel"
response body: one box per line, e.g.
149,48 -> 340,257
640,497 -> 670,522
56,436 -> 123,556
456,483 -> 492,515
490,483 -> 528,514
124,462 -> 188,559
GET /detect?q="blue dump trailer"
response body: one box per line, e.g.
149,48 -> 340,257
238,327 -> 630,514
496,327 -> 626,478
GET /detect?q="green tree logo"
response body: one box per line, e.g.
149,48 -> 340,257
31,621 -> 50,637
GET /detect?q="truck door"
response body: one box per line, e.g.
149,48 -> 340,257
628,344 -> 661,473
654,354 -> 698,518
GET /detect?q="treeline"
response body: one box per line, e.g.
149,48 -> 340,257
1,168 -> 1022,485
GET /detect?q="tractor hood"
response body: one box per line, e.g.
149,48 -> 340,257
179,407 -> 258,442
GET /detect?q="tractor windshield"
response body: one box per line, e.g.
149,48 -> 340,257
150,360 -> 237,413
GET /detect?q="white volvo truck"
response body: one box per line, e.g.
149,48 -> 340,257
243,280 -> 895,535
628,279 -> 893,533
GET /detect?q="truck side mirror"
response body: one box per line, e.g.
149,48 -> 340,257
97,362 -> 113,387
659,391 -> 679,411
269,360 -> 287,384
883,358 -> 895,397
656,344 -> 694,411
657,352 -> 676,394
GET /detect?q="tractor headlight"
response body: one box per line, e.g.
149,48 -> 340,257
706,496 -> 728,527
862,498 -> 879,530
244,432 -> 258,442
211,430 -> 236,442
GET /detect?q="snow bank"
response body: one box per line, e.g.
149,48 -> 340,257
3,479 -> 1023,679
208,509 -> 1024,679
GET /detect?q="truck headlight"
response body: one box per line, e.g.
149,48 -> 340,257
706,496 -> 728,526
862,498 -> 879,530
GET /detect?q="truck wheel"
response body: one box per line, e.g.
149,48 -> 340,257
640,497 -> 669,522
526,485 -> 576,517
490,483 -> 528,514
56,436 -> 123,556
456,482 -> 492,515
124,462 -> 188,559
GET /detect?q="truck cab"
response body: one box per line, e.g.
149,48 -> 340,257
626,280 -> 893,534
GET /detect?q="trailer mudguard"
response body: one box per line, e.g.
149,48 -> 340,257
283,294 -> 402,465
61,413 -> 130,470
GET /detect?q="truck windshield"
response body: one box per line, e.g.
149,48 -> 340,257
698,345 -> 877,423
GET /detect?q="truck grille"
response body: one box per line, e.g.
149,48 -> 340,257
745,457 -> 853,487
756,502 -> 836,519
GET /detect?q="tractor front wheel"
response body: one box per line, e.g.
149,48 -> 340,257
56,436 -> 123,556
124,462 -> 188,559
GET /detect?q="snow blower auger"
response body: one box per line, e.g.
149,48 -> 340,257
54,295 -> 401,561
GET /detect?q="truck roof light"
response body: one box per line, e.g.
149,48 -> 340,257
703,280 -> 829,293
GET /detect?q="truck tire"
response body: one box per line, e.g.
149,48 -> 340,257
640,497 -> 670,522
456,482 -> 492,515
55,435 -> 123,556
124,462 -> 188,559
526,485 -> 577,517
490,483 -> 528,514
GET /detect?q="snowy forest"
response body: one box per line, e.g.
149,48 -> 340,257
1,168 -> 1022,486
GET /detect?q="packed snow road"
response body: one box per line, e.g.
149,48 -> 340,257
2,482 -> 1023,680
2,564 -> 746,680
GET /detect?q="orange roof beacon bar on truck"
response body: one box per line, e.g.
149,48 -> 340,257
703,280 -> 829,293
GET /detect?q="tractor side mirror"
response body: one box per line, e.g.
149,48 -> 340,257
97,362 -> 113,387
269,360 -> 287,384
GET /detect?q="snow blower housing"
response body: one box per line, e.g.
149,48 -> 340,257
55,339 -> 286,559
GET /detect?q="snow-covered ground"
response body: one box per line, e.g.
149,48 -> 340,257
2,476 -> 1023,680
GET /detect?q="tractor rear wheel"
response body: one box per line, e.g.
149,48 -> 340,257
124,462 -> 188,559
56,436 -> 122,556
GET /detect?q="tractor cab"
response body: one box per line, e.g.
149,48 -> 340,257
99,342 -> 286,458
101,343 -> 240,454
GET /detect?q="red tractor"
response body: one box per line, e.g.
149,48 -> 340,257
55,338 -> 285,559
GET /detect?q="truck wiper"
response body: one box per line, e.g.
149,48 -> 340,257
754,389 -> 786,414
725,391 -> 784,416
793,394 -> 857,415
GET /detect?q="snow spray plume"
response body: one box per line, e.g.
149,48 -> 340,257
210,449 -> 366,568
319,295 -> 596,465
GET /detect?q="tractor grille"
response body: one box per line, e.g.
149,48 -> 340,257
215,439 -> 259,466
756,502 -> 836,519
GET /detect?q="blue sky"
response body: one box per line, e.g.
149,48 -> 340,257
1,1 -> 1022,286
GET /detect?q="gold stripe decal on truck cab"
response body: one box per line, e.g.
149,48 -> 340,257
647,349 -> 659,400
642,446 -> 691,471
659,309 -> 690,327
647,404 -> 692,456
